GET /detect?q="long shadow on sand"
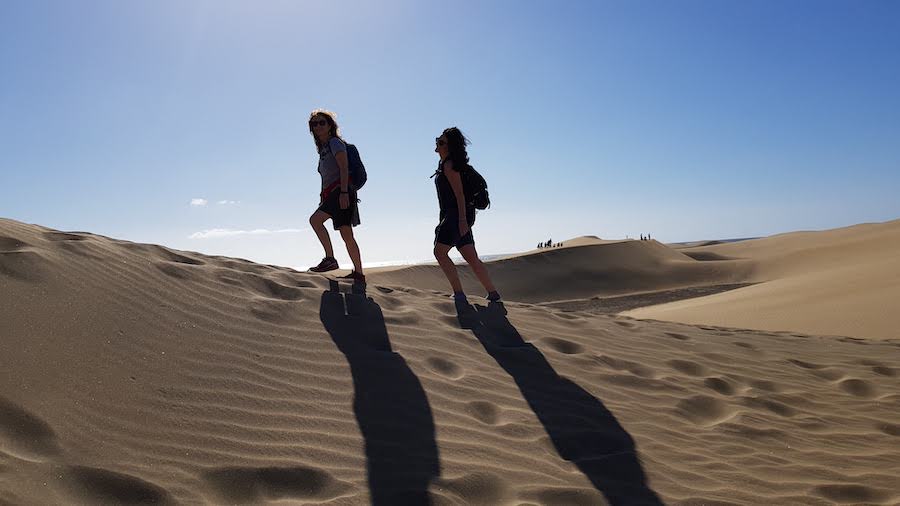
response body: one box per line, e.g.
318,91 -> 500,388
457,301 -> 664,505
320,282 -> 440,505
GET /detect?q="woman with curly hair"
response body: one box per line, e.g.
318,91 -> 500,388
307,110 -> 365,282
432,127 -> 501,303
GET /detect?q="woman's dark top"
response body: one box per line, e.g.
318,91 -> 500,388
434,159 -> 475,221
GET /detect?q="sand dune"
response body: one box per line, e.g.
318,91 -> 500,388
626,220 -> 900,340
1,218 -> 898,505
369,239 -> 755,304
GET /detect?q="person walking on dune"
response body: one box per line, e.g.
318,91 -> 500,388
307,110 -> 366,282
431,127 -> 500,304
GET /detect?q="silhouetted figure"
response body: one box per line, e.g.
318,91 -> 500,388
432,127 -> 502,303
307,109 -> 366,282
454,301 -> 664,506
320,281 -> 440,505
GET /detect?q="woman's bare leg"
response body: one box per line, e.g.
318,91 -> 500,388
339,226 -> 363,273
309,211 -> 335,258
458,244 -> 497,293
434,243 -> 463,294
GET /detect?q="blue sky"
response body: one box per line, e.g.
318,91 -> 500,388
2,0 -> 898,269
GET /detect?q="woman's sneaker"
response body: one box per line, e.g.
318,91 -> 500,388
309,257 -> 339,272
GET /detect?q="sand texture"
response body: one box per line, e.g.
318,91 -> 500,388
1,217 -> 899,505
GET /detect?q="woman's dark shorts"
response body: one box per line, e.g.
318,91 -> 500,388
317,189 -> 361,230
435,210 -> 476,248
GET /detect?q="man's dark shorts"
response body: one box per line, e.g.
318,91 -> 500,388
435,210 -> 475,248
317,189 -> 360,230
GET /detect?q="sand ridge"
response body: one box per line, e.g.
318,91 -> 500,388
1,218 -> 899,505
368,238 -> 756,304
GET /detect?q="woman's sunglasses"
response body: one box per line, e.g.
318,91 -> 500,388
435,138 -> 446,146
309,119 -> 328,127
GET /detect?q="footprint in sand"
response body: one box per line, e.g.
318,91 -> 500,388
426,357 -> 464,380
63,466 -> 175,505
667,359 -> 706,377
0,244 -> 45,282
857,359 -> 895,377
878,423 -> 900,436
246,274 -> 306,301
542,337 -> 584,355
0,396 -> 62,462
435,472 -> 512,505
838,379 -> 877,398
465,401 -> 501,425
872,366 -> 896,377
204,466 -> 353,504
0,236 -> 28,251
812,484 -> 891,504
704,377 -> 736,395
676,395 -> 734,426
787,359 -> 847,381
154,261 -> 194,280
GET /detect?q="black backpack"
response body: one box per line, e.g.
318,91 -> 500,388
345,144 -> 367,190
462,165 -> 490,210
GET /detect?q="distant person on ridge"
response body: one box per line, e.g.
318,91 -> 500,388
431,127 -> 501,303
306,110 -> 365,282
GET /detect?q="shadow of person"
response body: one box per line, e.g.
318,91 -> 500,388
456,301 -> 664,505
320,281 -> 440,505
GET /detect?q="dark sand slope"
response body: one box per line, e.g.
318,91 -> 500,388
1,218 -> 898,505
368,239 -> 757,304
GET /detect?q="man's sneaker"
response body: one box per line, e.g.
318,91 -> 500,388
309,257 -> 339,273
339,270 -> 366,283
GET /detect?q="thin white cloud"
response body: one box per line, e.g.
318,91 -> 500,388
188,228 -> 306,239
190,198 -> 208,207
217,200 -> 240,205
